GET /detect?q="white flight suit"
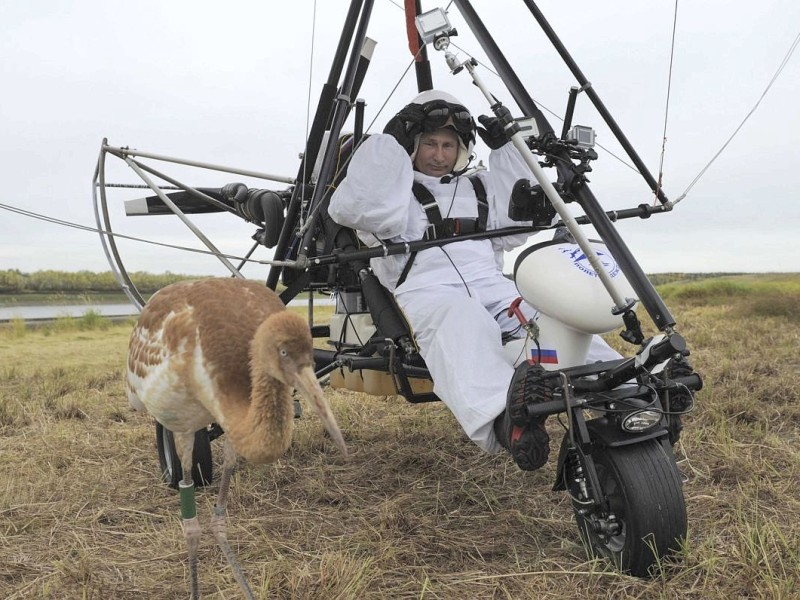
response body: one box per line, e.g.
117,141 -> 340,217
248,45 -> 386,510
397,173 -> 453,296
329,133 -> 619,452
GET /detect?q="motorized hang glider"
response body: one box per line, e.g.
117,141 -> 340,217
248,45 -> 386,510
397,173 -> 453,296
95,2 -> 707,579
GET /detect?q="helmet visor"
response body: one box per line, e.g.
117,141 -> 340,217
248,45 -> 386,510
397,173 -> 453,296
421,100 -> 474,134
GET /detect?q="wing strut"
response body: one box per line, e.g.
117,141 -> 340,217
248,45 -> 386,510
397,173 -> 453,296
267,0 -> 369,290
452,0 -> 676,329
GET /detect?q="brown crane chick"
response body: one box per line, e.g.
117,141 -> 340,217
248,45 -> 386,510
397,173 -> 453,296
126,277 -> 347,599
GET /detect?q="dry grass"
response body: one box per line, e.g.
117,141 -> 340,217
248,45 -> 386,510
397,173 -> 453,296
1,275 -> 798,599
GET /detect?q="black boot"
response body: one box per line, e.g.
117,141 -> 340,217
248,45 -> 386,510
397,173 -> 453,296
494,362 -> 553,471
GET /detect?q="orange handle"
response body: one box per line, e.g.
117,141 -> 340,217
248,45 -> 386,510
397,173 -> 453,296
507,297 -> 527,325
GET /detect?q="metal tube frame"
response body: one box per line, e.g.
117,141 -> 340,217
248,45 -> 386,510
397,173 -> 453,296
520,0 -> 670,205
93,139 -> 146,309
454,51 -> 632,311
123,157 -> 245,279
93,142 -> 267,309
103,145 -> 294,184
452,0 -> 676,331
296,0 -> 375,261
266,0 -> 368,290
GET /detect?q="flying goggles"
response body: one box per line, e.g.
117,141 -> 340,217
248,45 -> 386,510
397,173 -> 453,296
420,100 -> 474,134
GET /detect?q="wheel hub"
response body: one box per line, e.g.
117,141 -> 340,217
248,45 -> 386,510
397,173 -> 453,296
589,512 -> 622,539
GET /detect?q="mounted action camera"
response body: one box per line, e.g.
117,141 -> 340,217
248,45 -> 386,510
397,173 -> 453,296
566,125 -> 596,149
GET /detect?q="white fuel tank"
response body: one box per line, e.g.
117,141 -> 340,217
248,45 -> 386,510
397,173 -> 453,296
513,240 -> 637,334
501,313 -> 593,369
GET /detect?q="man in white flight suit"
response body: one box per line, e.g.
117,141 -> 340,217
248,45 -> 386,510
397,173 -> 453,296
329,89 -> 620,470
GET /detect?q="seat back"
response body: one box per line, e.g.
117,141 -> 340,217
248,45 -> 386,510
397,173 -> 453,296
303,134 -> 435,401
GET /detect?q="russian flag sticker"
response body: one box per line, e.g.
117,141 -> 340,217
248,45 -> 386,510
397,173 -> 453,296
531,349 -> 558,364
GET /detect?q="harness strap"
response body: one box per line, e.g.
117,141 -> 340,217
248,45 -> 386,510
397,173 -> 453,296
411,177 -> 488,241
397,175 -> 489,288
411,181 -> 441,241
471,175 -> 488,229
396,249 -> 418,288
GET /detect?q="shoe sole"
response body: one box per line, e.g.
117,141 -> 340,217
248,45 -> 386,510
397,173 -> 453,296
511,423 -> 550,471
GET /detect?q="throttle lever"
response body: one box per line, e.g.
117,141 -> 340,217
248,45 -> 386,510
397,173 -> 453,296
507,297 -> 527,325
507,297 -> 540,339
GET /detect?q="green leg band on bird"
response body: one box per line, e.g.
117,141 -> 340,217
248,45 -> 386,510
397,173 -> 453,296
179,481 -> 197,520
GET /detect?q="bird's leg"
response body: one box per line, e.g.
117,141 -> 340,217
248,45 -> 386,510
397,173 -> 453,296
210,438 -> 255,600
175,431 -> 201,600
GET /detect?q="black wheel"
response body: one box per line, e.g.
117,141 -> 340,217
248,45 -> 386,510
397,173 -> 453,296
155,422 -> 214,489
564,437 -> 687,577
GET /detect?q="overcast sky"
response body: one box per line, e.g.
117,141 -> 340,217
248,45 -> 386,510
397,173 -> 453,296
2,0 -> 799,280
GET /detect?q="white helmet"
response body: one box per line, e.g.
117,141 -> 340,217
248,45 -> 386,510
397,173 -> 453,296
406,90 -> 476,173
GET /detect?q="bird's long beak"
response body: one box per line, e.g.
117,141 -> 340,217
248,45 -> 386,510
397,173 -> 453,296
294,366 -> 348,457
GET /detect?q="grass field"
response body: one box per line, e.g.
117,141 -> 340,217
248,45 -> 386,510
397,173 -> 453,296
1,274 -> 798,599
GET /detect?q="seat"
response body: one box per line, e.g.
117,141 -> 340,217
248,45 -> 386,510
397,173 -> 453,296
295,133 -> 438,402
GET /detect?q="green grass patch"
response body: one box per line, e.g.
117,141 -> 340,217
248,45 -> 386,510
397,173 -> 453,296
657,273 -> 800,304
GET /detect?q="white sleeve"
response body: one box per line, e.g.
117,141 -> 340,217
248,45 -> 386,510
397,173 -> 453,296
484,143 -> 542,251
328,134 -> 414,240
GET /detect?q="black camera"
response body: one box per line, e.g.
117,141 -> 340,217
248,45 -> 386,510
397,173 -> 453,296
508,178 -> 559,226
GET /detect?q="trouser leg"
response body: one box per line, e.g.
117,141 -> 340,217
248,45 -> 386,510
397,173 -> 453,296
394,278 -> 623,454
395,285 -> 512,452
587,334 -> 623,362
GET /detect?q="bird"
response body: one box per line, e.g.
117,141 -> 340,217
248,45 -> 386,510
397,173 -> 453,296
126,277 -> 347,599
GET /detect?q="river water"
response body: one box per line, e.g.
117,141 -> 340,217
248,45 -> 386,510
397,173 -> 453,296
0,303 -> 139,321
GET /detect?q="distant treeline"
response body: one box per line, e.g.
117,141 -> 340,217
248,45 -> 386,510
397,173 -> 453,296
647,272 -> 744,286
0,269 -> 202,294
0,269 -> 746,295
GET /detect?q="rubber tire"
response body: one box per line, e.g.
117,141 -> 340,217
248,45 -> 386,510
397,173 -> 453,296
155,422 -> 214,489
567,438 -> 687,577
